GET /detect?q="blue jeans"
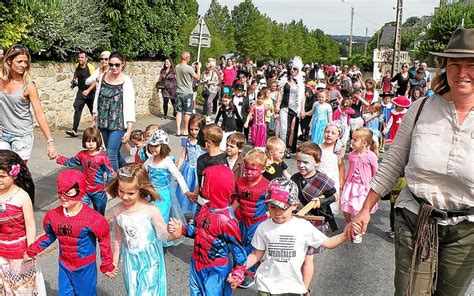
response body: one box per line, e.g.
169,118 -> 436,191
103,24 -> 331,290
82,191 -> 107,216
100,129 -> 125,171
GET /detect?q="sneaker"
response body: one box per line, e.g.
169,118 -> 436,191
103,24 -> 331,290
65,130 -> 78,137
352,234 -> 363,244
238,277 -> 255,289
387,230 -> 395,239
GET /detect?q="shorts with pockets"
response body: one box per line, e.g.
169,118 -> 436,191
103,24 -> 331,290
0,129 -> 34,160
176,93 -> 193,114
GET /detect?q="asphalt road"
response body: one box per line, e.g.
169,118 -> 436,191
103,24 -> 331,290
30,114 -> 473,296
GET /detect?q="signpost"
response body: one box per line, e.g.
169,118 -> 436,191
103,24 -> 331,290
189,17 -> 211,63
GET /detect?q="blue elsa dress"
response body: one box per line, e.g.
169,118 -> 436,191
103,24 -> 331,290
145,156 -> 187,247
176,138 -> 204,215
310,102 -> 332,145
113,205 -> 167,296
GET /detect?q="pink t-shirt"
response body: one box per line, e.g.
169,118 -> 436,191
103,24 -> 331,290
222,66 -> 237,86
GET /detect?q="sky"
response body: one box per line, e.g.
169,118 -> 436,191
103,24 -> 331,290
197,0 -> 440,36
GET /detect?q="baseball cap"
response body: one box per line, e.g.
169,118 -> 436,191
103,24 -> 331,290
57,170 -> 87,201
147,129 -> 169,145
264,178 -> 299,210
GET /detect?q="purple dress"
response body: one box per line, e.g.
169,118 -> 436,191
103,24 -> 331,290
250,105 -> 267,148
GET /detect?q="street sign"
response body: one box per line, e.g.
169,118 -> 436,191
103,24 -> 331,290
188,18 -> 212,62
189,35 -> 211,48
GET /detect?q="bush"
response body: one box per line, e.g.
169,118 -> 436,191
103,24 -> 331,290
23,0 -> 110,60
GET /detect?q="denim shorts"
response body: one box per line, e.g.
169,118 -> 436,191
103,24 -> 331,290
0,129 -> 34,160
175,93 -> 193,114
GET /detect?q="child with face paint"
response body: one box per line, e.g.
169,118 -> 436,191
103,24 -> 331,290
26,170 -> 117,296
291,141 -> 338,291
340,127 -> 379,243
232,149 -> 270,288
228,178 -> 361,295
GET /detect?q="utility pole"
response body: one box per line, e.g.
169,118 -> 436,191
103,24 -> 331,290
364,27 -> 368,57
391,0 -> 403,76
349,7 -> 354,57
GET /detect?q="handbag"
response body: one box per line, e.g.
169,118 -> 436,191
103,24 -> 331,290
156,80 -> 166,90
201,88 -> 210,98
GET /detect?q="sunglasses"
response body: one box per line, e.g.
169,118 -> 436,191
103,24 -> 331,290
99,58 -> 109,61
108,63 -> 122,68
11,45 -> 30,54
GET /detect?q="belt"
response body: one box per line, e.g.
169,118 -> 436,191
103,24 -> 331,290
412,194 -> 474,219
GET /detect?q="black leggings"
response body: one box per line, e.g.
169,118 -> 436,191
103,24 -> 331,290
163,96 -> 176,117
285,109 -> 299,153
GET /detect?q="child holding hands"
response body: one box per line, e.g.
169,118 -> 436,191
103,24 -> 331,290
168,165 -> 246,296
56,127 -> 114,215
26,170 -> 117,296
108,163 -> 181,296
229,178 -> 361,295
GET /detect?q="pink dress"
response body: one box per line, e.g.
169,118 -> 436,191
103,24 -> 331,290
340,151 -> 379,216
250,105 -> 267,148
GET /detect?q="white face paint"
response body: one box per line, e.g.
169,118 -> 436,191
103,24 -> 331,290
295,152 -> 318,178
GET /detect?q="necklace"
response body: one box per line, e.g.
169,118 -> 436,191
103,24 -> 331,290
0,187 -> 20,213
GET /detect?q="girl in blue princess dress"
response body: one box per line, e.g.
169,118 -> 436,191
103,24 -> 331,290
305,89 -> 333,145
143,129 -> 196,246
108,163 -> 181,296
176,115 -> 205,216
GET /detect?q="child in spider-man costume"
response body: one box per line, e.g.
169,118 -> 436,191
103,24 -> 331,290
232,148 -> 270,288
26,170 -> 117,296
56,127 -> 114,215
168,165 -> 246,296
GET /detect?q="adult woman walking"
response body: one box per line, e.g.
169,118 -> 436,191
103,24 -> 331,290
85,50 -> 111,93
157,58 -> 176,119
391,62 -> 410,96
92,51 -> 135,171
201,61 -> 219,123
276,57 -> 304,158
0,45 -> 57,162
349,28 -> 474,296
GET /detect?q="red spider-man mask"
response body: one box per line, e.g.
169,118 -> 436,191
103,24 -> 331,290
57,170 -> 87,201
201,165 -> 234,209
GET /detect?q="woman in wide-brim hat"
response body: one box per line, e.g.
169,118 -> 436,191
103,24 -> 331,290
349,27 -> 474,296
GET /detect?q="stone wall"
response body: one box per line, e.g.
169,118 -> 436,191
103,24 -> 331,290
31,61 -> 164,128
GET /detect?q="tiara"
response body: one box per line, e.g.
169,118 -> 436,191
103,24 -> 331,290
118,167 -> 133,178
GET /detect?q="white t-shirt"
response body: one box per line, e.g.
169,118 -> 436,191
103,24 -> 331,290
252,217 -> 328,294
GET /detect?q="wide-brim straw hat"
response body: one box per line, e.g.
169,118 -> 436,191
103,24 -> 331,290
430,28 -> 474,58
392,96 -> 411,108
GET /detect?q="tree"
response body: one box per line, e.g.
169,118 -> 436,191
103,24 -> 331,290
0,1 -> 32,48
403,16 -> 420,27
231,0 -> 271,60
205,0 -> 236,52
417,2 -> 473,63
104,0 -> 197,59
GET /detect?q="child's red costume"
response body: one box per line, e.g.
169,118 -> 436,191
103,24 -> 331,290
26,170 -> 115,296
234,175 -> 270,276
181,165 -> 246,295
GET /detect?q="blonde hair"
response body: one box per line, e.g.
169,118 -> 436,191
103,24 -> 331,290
265,136 -> 285,156
106,163 -> 161,201
318,89 -> 329,101
431,58 -> 449,95
353,127 -> 378,156
1,45 -> 32,84
243,148 -> 267,168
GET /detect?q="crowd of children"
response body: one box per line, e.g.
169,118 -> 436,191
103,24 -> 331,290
0,57 -> 436,296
